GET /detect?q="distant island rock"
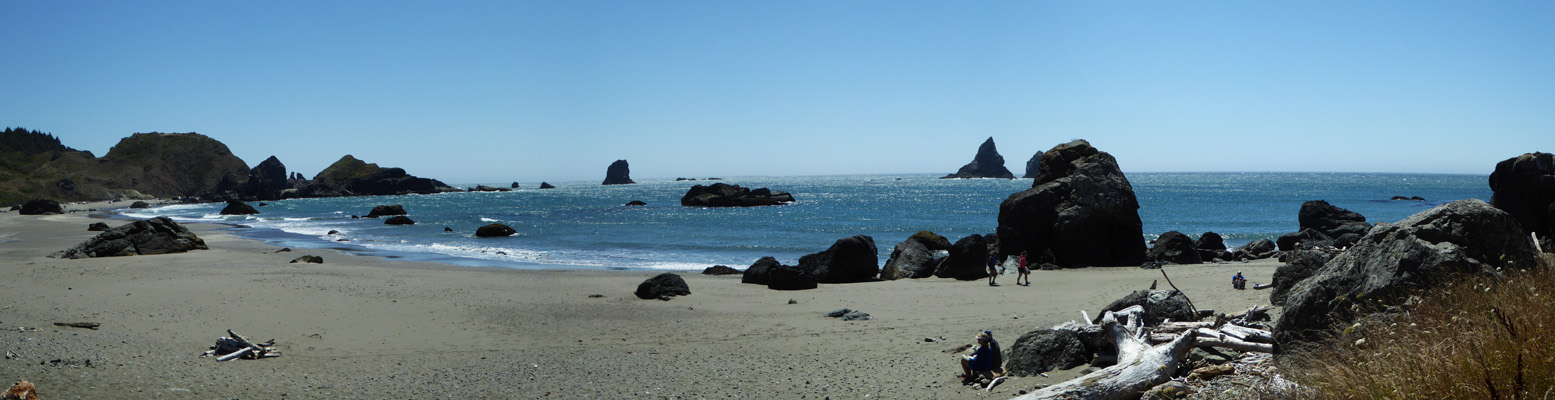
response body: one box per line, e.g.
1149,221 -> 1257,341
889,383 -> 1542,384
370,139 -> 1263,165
366,205 -> 407,218
475,223 -> 517,237
680,183 -> 794,207
942,137 -> 1015,179
219,199 -> 259,215
539,182 -> 556,189
298,155 -> 459,197
602,160 -> 635,185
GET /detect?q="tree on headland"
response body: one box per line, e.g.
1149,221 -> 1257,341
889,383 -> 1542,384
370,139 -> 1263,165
1,127 -> 83,154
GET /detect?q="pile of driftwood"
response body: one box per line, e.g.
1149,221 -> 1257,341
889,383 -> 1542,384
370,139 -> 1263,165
201,329 -> 281,361
1009,305 -> 1275,400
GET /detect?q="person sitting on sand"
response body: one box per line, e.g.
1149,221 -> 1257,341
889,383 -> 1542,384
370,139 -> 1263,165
1232,271 -> 1247,290
983,329 -> 1004,375
959,332 -> 996,385
986,254 -> 999,286
1015,251 -> 1030,286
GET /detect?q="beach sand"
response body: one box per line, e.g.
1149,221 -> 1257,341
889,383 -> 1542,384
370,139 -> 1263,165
0,203 -> 1280,399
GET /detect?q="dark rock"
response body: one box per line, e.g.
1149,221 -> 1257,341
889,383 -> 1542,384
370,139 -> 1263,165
909,230 -> 952,251
680,183 -> 794,207
1034,249 -> 1062,270
55,178 -> 76,191
219,200 -> 259,215
1270,250 -> 1329,306
625,200 -> 647,206
130,201 -> 151,209
1489,152 -> 1555,238
244,156 -> 292,201
511,182 -> 520,189
384,216 -> 416,225
741,256 -> 784,285
942,137 -> 1016,179
539,182 -> 556,189
1023,151 -> 1041,179
1147,231 -> 1202,265
276,247 -> 292,253
1194,232 -> 1227,251
767,265 -> 818,290
20,199 -> 64,215
1391,196 -> 1427,201
1005,329 -> 1090,376
299,155 -> 458,197
702,265 -> 741,275
468,185 -> 510,192
327,230 -> 339,235
997,140 -> 1146,268
797,235 -> 879,283
290,255 -> 324,264
366,205 -> 407,218
1276,228 -> 1333,251
676,177 -> 696,181
1232,239 -> 1278,260
602,160 -> 635,185
634,273 -> 690,300
841,311 -> 871,321
1274,199 -> 1540,346
443,227 -> 453,232
936,234 -> 990,280
88,222 -> 110,232
1094,290 -> 1197,327
258,203 -> 268,207
1295,200 -> 1372,247
475,223 -> 517,237
50,217 -> 207,258
881,238 -> 937,280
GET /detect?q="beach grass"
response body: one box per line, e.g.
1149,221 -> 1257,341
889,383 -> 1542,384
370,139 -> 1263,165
1278,252 -> 1555,399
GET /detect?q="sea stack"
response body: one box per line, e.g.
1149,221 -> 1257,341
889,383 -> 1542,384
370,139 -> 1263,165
941,137 -> 1015,179
1488,152 -> 1554,246
603,160 -> 635,185
996,139 -> 1146,268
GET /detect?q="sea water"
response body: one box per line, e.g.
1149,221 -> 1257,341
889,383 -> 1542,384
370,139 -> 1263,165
117,173 -> 1491,271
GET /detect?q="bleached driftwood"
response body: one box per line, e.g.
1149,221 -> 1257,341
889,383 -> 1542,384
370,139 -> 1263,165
1195,336 -> 1275,353
1010,310 -> 1197,400
204,329 -> 281,361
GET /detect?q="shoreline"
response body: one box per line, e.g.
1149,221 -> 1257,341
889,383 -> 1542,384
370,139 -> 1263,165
1,203 -> 1282,399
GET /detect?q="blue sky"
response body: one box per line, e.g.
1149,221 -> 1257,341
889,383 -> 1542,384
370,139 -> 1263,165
3,1 -> 1551,183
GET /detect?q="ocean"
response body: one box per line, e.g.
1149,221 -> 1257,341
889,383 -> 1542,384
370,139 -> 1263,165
117,173 -> 1492,271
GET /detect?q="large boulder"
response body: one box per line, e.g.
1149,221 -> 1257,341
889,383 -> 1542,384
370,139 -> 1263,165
634,273 -> 691,300
997,140 -> 1147,268
796,235 -> 880,284
1194,232 -> 1231,261
880,239 -> 937,280
1147,231 -> 1202,265
1489,152 -> 1555,240
88,222 -> 111,232
475,223 -> 517,237
19,199 -> 64,215
1232,239 -> 1278,260
1276,228 -> 1333,251
1269,250 -> 1329,307
1093,290 -> 1196,327
602,159 -> 635,185
1273,200 -> 1541,346
50,217 -> 208,259
129,201 -> 151,209
219,200 -> 259,215
1297,200 -> 1372,247
680,183 -> 794,207
768,264 -> 818,290
936,234 -> 990,280
741,256 -> 784,285
941,137 -> 1015,179
366,205 -> 407,218
909,230 -> 952,251
1004,329 -> 1091,376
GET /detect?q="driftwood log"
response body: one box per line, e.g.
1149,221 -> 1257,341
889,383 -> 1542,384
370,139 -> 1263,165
203,329 -> 281,361
1011,308 -> 1197,400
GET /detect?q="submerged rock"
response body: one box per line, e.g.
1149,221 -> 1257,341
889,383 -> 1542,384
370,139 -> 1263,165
366,204 -> 407,218
384,216 -> 416,225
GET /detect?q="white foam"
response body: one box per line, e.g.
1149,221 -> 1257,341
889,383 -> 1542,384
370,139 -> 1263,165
480,217 -> 500,222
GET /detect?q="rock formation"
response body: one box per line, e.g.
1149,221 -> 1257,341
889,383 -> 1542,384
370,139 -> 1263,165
475,223 -> 517,237
997,140 -> 1147,267
941,137 -> 1015,179
741,256 -> 784,285
796,235 -> 880,284
1005,329 -> 1091,376
384,216 -> 416,225
539,182 -> 556,189
19,199 -> 63,215
300,155 -> 458,197
602,160 -> 635,185
1489,152 -> 1554,245
935,234 -> 990,280
680,183 -> 794,207
88,222 -> 110,231
366,205 -> 407,218
1146,231 -> 1202,265
1023,152 -> 1041,179
243,156 -> 291,201
880,232 -> 950,280
1273,199 -> 1540,346
1092,289 -> 1197,327
635,273 -> 691,300
1230,239 -> 1278,261
50,217 -> 208,258
702,265 -> 740,275
1298,200 -> 1372,247
219,199 -> 259,215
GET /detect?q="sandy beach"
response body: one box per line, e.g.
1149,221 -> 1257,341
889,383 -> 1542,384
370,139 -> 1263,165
0,204 -> 1280,399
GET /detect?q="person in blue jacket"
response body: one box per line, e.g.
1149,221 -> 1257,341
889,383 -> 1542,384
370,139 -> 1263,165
960,332 -> 996,385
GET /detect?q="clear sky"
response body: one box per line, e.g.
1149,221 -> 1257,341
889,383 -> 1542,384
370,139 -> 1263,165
3,1 -> 1551,183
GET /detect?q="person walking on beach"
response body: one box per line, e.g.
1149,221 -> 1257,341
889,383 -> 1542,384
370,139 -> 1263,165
985,254 -> 999,286
1015,251 -> 1030,286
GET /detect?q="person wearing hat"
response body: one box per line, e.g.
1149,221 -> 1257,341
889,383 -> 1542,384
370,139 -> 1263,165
959,331 -> 998,385
1232,271 -> 1247,290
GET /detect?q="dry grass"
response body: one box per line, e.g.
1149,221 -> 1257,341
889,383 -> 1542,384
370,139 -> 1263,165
1279,253 -> 1555,399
